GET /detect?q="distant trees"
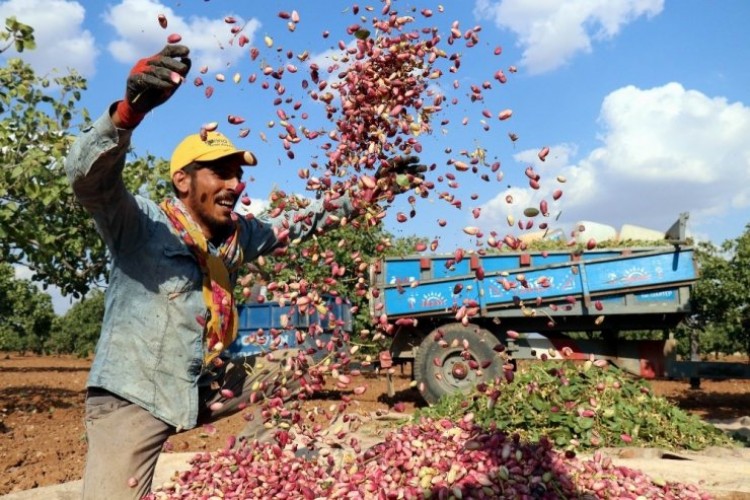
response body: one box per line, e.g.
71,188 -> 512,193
689,224 -> 750,358
0,263 -> 104,357
0,263 -> 55,353
47,290 -> 105,357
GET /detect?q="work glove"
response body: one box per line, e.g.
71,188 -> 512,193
373,155 -> 428,201
115,44 -> 191,128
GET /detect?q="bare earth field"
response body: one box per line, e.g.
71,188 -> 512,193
1,353 -> 749,498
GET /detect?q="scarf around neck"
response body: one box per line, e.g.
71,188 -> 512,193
160,197 -> 243,365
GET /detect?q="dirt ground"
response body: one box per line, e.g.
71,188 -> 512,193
1,353 -> 749,496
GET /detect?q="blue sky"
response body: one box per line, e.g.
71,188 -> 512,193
2,0 -> 750,313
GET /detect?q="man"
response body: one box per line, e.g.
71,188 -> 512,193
65,44 -> 423,499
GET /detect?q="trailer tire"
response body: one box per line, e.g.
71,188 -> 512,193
414,322 -> 503,405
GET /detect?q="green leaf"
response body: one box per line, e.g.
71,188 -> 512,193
10,165 -> 24,179
395,174 -> 410,188
529,394 -> 547,413
354,29 -> 371,40
576,416 -> 594,430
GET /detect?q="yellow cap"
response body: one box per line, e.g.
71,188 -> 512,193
170,131 -> 257,177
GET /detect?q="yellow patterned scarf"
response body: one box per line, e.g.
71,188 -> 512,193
160,198 -> 243,366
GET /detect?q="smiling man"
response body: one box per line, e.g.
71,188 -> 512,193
168,132 -> 257,241
65,44 -> 423,499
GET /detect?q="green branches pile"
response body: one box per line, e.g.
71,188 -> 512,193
417,360 -> 733,451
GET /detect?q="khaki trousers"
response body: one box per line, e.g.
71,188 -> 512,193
82,350 -> 305,500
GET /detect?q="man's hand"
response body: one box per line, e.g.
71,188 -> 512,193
114,44 -> 191,129
374,155 -> 428,200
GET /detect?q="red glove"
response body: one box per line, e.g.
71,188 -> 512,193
115,44 -> 191,128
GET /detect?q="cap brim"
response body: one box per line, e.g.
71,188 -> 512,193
194,148 -> 257,166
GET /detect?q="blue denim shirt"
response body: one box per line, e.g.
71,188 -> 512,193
65,109 -> 354,430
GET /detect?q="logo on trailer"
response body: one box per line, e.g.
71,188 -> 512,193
606,266 -> 658,285
407,295 -> 417,310
421,292 -> 446,308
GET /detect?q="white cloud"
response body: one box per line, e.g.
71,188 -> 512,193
474,0 -> 663,74
475,143 -> 576,234
0,0 -> 97,76
235,196 -> 268,217
103,0 -> 260,74
308,44 -> 350,71
480,83 -> 750,244
304,39 -> 358,90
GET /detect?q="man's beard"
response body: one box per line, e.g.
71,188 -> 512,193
188,189 -> 235,241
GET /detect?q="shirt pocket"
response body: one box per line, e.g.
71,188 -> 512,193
157,243 -> 203,296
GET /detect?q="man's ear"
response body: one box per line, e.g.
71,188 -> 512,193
172,169 -> 191,197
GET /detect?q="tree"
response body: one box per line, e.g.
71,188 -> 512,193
385,234 -> 430,256
236,191 -> 425,353
0,18 -> 99,298
690,225 -> 750,358
250,196 -> 384,330
48,290 -> 105,357
0,263 -> 55,353
0,19 -> 171,298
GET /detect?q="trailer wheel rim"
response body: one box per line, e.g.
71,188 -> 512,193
450,361 -> 469,380
415,323 -> 503,405
441,352 -> 477,388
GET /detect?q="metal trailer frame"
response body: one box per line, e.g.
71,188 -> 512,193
228,296 -> 353,361
370,214 -> 750,400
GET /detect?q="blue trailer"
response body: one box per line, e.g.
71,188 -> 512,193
370,214 -> 750,403
228,296 -> 353,361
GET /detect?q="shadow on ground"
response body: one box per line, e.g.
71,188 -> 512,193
0,386 -> 85,417
665,389 -> 750,420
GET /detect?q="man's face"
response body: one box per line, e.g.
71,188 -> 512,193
181,158 -> 243,240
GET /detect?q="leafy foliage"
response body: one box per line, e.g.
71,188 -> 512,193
242,192 -> 388,333
125,153 -> 172,203
0,20 -> 173,299
481,236 -> 688,254
0,17 -> 35,54
416,360 -> 733,452
383,234 -> 429,256
47,290 -> 105,357
690,227 -> 750,357
0,263 -> 55,353
235,191 -> 428,357
0,53 -> 97,298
